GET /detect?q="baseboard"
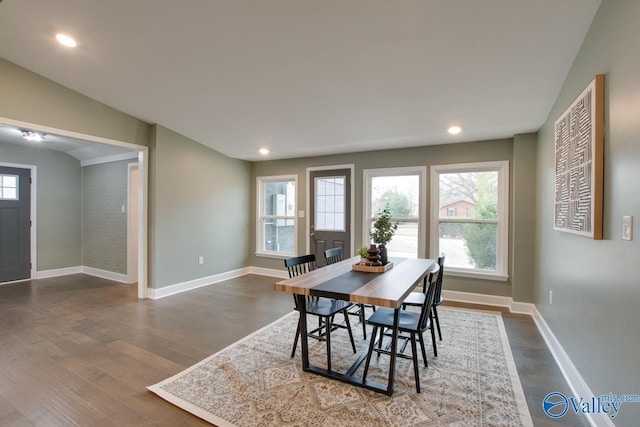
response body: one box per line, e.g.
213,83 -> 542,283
37,266 -> 82,279
148,267 -> 252,299
81,266 -> 129,283
532,309 -> 614,427
248,266 -> 289,279
442,289 -> 536,315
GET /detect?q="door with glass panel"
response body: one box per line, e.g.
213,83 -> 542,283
0,166 -> 31,282
310,169 -> 350,267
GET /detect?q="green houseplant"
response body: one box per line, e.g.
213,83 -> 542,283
370,207 -> 398,265
357,245 -> 369,257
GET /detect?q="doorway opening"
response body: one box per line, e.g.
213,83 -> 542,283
0,116 -> 149,298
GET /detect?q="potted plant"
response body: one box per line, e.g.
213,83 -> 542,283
357,246 -> 369,264
370,207 -> 398,265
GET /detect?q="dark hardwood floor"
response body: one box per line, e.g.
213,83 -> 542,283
0,274 -> 589,426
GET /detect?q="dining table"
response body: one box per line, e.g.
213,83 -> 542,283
274,255 -> 436,396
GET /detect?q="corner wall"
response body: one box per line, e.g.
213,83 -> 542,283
534,1 -> 640,424
149,125 -> 251,289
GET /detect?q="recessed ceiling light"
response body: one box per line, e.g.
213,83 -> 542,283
56,33 -> 77,48
21,131 -> 45,142
448,126 -> 462,135
259,148 -> 270,155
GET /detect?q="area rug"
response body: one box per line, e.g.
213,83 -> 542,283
148,307 -> 532,426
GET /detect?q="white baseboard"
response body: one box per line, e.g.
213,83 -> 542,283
532,309 -> 614,427
442,289 -> 536,315
148,267 -> 252,299
248,266 -> 289,279
81,266 -> 129,283
37,266 -> 82,279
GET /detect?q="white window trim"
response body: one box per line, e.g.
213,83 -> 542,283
363,166 -> 427,258
256,174 -> 298,259
313,175 -> 347,232
430,161 -> 509,281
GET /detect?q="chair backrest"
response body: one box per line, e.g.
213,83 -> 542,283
284,254 -> 317,278
422,263 -> 440,293
433,254 -> 445,305
323,247 -> 343,265
418,267 -> 440,331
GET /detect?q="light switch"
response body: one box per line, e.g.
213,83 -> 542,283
623,215 -> 633,241
298,210 -> 305,218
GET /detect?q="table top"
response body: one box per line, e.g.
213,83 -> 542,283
275,256 -> 436,309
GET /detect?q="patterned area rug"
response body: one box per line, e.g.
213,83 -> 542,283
148,307 -> 532,426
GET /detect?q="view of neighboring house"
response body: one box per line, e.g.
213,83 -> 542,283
439,199 -> 476,218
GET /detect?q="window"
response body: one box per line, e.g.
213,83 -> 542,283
315,176 -> 345,231
256,175 -> 297,257
364,167 -> 426,258
0,175 -> 18,200
431,161 -> 509,280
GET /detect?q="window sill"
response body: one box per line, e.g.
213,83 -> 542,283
444,269 -> 509,282
255,251 -> 294,260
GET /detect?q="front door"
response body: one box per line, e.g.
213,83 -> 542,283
0,166 -> 31,282
309,168 -> 351,266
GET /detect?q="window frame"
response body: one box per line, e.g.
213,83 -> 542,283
363,166 -> 427,258
256,175 -> 298,259
0,174 -> 19,200
430,161 -> 509,281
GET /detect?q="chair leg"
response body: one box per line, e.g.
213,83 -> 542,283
363,326 -> 379,381
343,309 -> 357,353
417,331 -> 428,367
291,316 -> 301,358
410,333 -> 421,393
326,315 -> 332,372
433,305 -> 442,340
429,315 -> 438,357
359,304 -> 367,340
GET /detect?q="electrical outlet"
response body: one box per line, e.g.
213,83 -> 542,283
549,290 -> 553,305
198,256 -> 204,265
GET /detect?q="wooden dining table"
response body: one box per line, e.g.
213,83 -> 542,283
275,255 -> 436,395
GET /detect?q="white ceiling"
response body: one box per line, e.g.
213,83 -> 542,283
0,0 -> 601,161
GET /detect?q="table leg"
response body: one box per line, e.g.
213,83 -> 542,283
386,307 -> 400,395
296,294 -> 310,370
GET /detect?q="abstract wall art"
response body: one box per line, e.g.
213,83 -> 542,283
554,74 -> 604,239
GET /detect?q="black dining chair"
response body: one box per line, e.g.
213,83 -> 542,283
362,266 -> 439,393
402,254 -> 445,340
285,254 -> 357,371
323,247 -> 375,340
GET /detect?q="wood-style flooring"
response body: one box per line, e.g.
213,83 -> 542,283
0,274 -> 589,426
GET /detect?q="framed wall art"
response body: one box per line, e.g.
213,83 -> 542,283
553,74 -> 604,239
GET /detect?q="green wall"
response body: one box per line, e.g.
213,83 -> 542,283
149,125 -> 251,289
534,1 -> 640,424
251,137 -> 536,300
0,58 -> 150,147
0,141 -> 81,270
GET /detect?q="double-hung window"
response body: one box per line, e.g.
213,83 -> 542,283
430,161 -> 509,280
256,175 -> 297,257
363,167 -> 426,258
